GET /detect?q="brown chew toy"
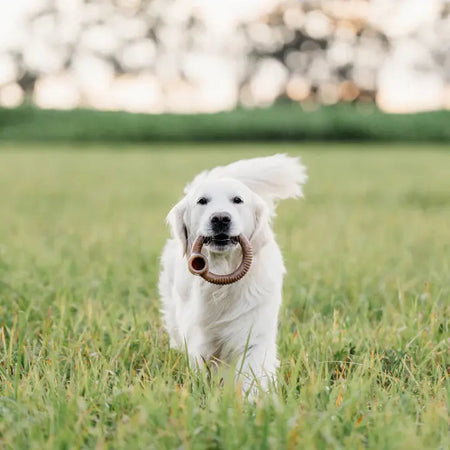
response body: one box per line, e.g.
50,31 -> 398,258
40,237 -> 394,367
188,235 -> 253,285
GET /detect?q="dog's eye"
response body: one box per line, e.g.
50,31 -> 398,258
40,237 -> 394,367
197,197 -> 208,205
232,196 -> 243,204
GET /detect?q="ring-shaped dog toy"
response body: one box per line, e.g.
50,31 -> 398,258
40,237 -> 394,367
188,235 -> 253,285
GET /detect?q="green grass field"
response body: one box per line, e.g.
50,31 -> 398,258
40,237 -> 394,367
0,144 -> 449,449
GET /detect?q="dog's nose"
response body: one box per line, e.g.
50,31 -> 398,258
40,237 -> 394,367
210,212 -> 231,232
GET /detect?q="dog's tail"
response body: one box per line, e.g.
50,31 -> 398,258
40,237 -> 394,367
185,154 -> 307,213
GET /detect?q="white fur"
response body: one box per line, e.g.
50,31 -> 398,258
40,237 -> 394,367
159,154 -> 307,393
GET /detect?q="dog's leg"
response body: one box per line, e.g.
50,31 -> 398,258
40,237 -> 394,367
235,340 -> 278,396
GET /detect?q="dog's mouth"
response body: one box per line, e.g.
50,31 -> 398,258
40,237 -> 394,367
204,234 -> 239,248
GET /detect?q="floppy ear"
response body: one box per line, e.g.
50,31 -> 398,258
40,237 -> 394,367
166,199 -> 189,255
250,195 -> 271,253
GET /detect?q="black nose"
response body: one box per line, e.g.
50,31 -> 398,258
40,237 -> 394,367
210,212 -> 231,233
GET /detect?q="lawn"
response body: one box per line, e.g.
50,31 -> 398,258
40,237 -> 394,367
0,143 -> 449,449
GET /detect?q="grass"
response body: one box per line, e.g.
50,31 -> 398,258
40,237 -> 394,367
0,143 -> 449,449
1,104 -> 450,143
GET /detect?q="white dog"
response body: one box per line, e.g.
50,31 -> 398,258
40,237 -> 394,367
159,154 -> 307,392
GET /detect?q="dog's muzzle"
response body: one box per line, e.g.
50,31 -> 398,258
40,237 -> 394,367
188,235 -> 253,285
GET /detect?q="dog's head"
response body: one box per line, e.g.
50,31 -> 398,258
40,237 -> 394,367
167,177 -> 269,255
167,154 -> 307,256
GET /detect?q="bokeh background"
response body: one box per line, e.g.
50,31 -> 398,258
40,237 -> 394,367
1,0 -> 449,115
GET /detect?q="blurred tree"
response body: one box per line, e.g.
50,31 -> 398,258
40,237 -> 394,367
0,0 -> 448,112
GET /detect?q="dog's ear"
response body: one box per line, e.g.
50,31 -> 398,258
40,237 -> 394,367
250,195 -> 271,253
167,199 -> 189,255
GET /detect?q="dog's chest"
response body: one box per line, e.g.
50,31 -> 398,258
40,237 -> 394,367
194,271 -> 264,328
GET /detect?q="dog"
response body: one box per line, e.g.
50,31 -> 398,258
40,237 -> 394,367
159,154 -> 307,393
